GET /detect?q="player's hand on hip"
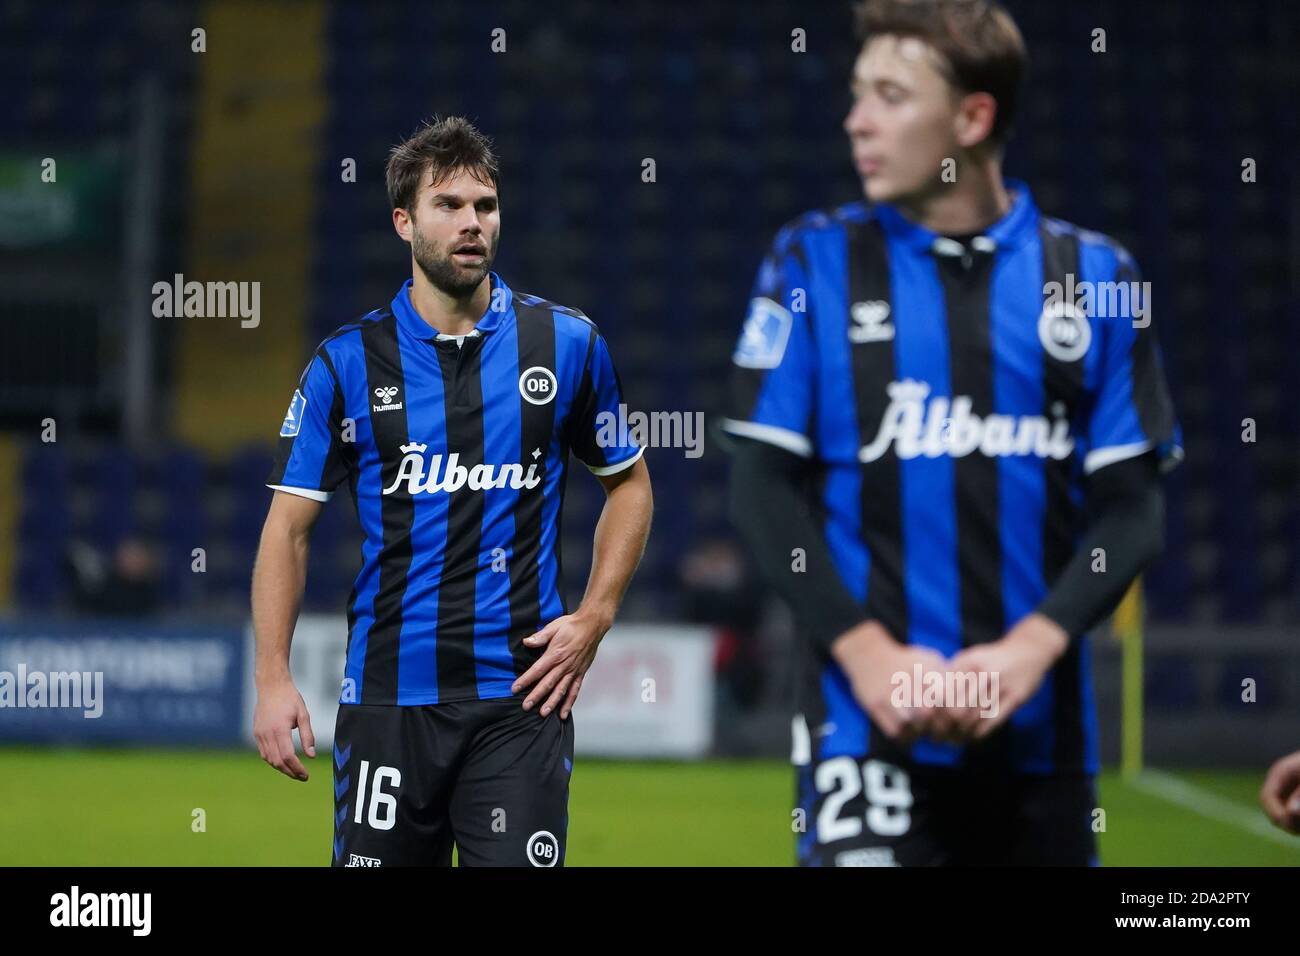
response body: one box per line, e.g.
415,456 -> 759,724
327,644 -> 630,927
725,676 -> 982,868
253,677 -> 316,781
514,605 -> 612,719
1259,750 -> 1300,835
831,620 -> 947,744
944,613 -> 1068,742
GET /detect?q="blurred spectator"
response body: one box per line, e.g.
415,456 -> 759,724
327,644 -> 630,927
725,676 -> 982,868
67,536 -> 162,617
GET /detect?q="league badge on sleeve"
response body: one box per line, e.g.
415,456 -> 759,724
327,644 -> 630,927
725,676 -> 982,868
280,389 -> 307,437
733,296 -> 793,369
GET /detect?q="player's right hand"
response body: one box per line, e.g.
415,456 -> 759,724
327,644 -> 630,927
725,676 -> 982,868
1260,749 -> 1300,835
253,678 -> 316,781
831,620 -> 947,744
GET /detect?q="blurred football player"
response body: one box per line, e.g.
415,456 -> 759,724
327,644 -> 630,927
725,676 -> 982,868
726,0 -> 1181,865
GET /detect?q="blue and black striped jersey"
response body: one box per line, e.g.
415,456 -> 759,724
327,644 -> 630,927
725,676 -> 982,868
723,182 -> 1182,774
268,273 -> 643,706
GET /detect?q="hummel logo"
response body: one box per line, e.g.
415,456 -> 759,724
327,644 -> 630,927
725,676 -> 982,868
373,385 -> 403,413
849,300 -> 893,343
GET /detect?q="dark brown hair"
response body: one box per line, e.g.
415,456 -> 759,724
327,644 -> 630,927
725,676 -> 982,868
385,115 -> 500,213
853,0 -> 1027,142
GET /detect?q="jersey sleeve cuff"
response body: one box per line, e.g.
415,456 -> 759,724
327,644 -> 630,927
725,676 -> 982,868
719,419 -> 813,458
585,444 -> 645,476
1083,439 -> 1184,475
267,483 -> 333,502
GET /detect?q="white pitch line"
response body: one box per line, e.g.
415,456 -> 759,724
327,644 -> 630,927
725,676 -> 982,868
1131,769 -> 1300,851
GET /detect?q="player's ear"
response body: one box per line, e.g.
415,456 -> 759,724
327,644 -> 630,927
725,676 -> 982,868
954,91 -> 998,149
393,206 -> 413,243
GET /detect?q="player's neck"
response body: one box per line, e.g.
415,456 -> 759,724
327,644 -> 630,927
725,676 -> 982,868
407,269 -> 491,337
894,163 -> 1012,237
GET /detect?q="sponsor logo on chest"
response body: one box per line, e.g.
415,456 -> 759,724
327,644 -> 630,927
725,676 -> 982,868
859,379 -> 1074,463
383,442 -> 544,495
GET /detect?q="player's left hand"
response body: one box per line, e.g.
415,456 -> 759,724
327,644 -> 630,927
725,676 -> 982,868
1260,750 -> 1300,835
940,613 -> 1069,743
513,606 -> 612,719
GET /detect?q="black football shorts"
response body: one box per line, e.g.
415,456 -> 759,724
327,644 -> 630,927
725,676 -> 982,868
795,753 -> 1098,866
330,697 -> 574,867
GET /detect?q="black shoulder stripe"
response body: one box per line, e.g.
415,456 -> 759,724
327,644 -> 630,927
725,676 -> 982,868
1115,258 -> 1175,447
788,242 -> 816,342
432,321 -> 487,702
359,313 -> 411,703
314,342 -> 343,389
508,299 -> 560,671
318,364 -> 352,498
848,218 -> 907,649
568,326 -> 603,464
1038,223 -> 1086,773
936,227 -> 1003,651
516,292 -> 596,329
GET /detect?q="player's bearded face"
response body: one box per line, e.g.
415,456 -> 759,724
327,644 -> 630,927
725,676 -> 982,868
844,36 -> 965,206
411,220 -> 499,296
407,170 -> 500,297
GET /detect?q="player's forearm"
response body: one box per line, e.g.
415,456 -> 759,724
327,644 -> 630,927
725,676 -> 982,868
1036,452 -> 1165,638
251,521 -> 311,687
575,464 -> 653,627
728,438 -> 868,652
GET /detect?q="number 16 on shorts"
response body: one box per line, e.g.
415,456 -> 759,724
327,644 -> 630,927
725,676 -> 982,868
355,760 -> 401,831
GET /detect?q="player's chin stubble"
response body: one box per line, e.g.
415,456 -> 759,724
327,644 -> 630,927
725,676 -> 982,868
411,228 -> 496,298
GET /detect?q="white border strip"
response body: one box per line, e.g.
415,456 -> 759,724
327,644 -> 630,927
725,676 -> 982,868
720,419 -> 813,458
587,444 -> 646,476
267,483 -> 332,502
1083,440 -> 1153,475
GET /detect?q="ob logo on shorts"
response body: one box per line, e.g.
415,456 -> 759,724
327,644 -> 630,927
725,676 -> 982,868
519,366 -> 558,406
526,829 -> 560,867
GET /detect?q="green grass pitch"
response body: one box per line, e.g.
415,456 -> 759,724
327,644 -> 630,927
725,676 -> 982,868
1,747 -> 1296,866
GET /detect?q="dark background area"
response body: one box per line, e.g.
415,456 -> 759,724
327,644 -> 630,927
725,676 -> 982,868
0,0 -> 1295,633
